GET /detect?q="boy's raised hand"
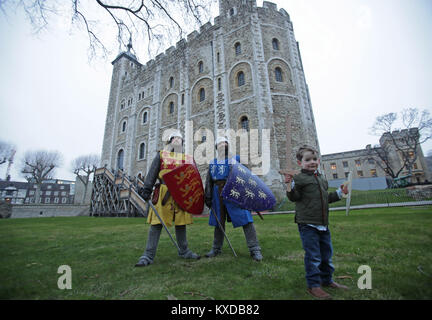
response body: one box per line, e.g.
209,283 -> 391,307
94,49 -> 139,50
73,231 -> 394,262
280,169 -> 298,192
341,172 -> 353,199
340,184 -> 349,195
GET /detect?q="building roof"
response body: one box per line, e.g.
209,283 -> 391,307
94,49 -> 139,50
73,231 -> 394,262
321,148 -> 372,160
111,50 -> 141,65
0,180 -> 70,191
111,37 -> 141,66
0,181 -> 31,190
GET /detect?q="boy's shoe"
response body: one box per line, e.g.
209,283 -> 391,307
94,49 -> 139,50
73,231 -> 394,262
323,281 -> 349,290
205,248 -> 221,258
180,250 -> 201,260
307,287 -> 332,300
250,250 -> 263,262
135,256 -> 153,267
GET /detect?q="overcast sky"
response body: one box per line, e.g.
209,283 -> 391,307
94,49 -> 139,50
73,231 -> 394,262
0,0 -> 431,182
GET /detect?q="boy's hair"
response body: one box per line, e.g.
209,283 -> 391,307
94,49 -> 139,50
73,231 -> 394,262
296,145 -> 319,161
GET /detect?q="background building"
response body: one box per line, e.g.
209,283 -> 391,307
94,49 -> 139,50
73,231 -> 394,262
0,180 -> 74,204
100,0 -> 320,200
321,129 -> 431,190
426,153 -> 432,174
321,149 -> 389,190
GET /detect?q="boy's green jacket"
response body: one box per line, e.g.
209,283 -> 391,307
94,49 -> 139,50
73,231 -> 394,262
287,169 -> 341,225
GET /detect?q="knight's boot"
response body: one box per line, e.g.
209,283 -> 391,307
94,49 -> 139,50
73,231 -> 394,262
135,224 -> 162,267
243,222 -> 263,261
175,225 -> 200,260
205,226 -> 224,257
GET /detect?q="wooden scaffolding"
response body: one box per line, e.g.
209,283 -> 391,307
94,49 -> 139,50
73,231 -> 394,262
90,167 -> 149,217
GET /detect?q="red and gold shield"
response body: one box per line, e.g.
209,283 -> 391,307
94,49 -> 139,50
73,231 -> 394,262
162,163 -> 204,215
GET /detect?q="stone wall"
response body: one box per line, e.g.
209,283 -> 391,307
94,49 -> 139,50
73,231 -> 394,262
0,202 -> 12,218
10,204 -> 90,219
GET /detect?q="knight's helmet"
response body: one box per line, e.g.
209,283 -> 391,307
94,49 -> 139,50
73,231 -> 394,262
167,130 -> 183,144
215,136 -> 229,147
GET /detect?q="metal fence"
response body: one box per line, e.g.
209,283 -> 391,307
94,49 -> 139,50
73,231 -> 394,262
276,188 -> 432,212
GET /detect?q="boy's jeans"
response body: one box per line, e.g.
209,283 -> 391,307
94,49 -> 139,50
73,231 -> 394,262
298,224 -> 335,288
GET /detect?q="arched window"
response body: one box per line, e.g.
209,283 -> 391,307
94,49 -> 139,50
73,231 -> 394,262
139,142 -> 146,159
122,120 -> 127,132
169,77 -> 174,88
218,78 -> 222,91
142,111 -> 148,124
237,71 -> 245,87
234,42 -> 241,55
181,93 -> 184,105
117,149 -> 124,170
169,101 -> 174,114
275,67 -> 283,82
272,38 -> 279,50
240,116 -> 249,131
198,61 -> 204,73
199,88 -> 205,102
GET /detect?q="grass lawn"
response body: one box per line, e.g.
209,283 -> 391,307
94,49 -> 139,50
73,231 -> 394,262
0,206 -> 431,300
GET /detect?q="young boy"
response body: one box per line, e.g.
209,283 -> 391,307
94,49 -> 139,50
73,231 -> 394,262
204,136 -> 262,261
135,132 -> 200,267
284,145 -> 349,299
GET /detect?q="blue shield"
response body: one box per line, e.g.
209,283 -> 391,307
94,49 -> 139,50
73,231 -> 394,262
221,163 -> 276,211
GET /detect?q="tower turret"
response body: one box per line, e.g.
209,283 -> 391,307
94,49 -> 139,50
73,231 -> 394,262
219,0 -> 257,17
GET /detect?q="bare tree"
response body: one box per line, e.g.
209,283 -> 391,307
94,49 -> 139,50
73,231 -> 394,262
365,144 -> 403,180
368,108 -> 432,181
71,154 -> 100,204
0,141 -> 15,166
0,141 -> 16,181
20,150 -> 63,203
0,0 -> 216,60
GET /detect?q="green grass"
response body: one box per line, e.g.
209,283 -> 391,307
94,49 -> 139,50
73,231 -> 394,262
1,206 -> 431,300
277,188 -> 432,211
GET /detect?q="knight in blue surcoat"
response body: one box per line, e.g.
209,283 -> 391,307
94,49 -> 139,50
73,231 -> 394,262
204,137 -> 263,261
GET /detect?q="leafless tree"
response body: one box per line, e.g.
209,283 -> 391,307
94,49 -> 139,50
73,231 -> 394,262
0,141 -> 15,166
20,150 -> 63,203
368,108 -> 432,181
71,154 -> 100,204
0,0 -> 217,60
365,144 -> 403,180
0,141 -> 16,181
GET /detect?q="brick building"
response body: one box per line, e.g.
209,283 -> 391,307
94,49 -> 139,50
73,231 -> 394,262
0,180 -> 74,204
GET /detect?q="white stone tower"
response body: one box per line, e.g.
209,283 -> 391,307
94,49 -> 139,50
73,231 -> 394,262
100,0 -> 320,201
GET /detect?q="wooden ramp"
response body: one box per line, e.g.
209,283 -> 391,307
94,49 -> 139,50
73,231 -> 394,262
90,167 -> 148,217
